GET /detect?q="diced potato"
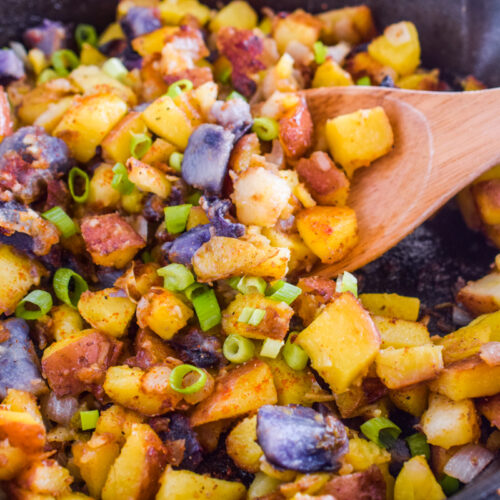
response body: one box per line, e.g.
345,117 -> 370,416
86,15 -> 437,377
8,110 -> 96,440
318,6 -> 376,45
360,293 -> 420,321
456,186 -> 482,231
226,415 -> 263,473
190,359 -> 277,426
429,356 -> 500,400
87,163 -> 121,210
0,244 -> 44,315
368,22 -> 421,77
186,206 -> 210,230
99,22 -> 125,45
81,213 -> 145,268
49,304 -> 83,341
101,111 -> 149,164
279,96 -> 314,160
312,59 -> 354,88
209,1 -> 257,32
136,287 -> 193,340
389,383 -> 429,417
80,42 -> 108,66
297,292 -> 381,393
345,51 -> 398,86
457,272 -> 500,315
375,345 -> 443,390
114,262 -> 162,302
325,107 -> 394,178
222,292 -> 293,341
470,308 -> 500,341
476,394 -> 500,429
72,433 -> 120,498
102,423 -> 167,500
421,393 -> 480,449
247,472 -> 283,499
54,92 -> 128,163
0,440 -> 27,480
103,365 -> 183,416
293,276 -> 337,326
273,10 -> 322,53
95,405 -> 143,444
132,26 -> 178,56
78,287 -> 136,338
159,0 -> 211,26
16,459 -> 72,497
141,137 -> 177,170
127,158 -> 171,198
3,389 -> 43,424
393,456 -> 445,500
142,96 -> 192,150
157,467 -> 246,500
34,96 -> 74,133
397,70 -> 439,91
473,179 -> 500,225
0,409 -> 46,453
373,316 -> 430,349
342,437 -> 391,472
296,205 -> 358,264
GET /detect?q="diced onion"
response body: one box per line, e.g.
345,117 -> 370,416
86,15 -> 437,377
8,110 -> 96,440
443,444 -> 494,484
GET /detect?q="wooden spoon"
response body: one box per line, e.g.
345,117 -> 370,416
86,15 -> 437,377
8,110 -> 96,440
303,86 -> 500,277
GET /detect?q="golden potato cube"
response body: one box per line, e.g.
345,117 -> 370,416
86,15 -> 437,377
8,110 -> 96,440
159,0 -> 211,26
375,345 -> 443,390
273,10 -> 322,53
296,206 -> 358,264
3,389 -> 44,424
368,21 -> 421,76
87,163 -> 121,210
393,456 -> 445,500
389,383 -> 429,417
101,423 -> 167,500
0,244 -> 43,315
326,106 -> 394,178
345,52 -> 398,86
470,309 -> 500,341
472,179 -> 500,225
457,186 -> 482,231
54,92 -> 128,163
342,437 -> 391,472
457,272 -> 500,315
16,459 -> 72,497
429,356 -> 500,400
0,440 -> 27,480
126,158 -> 171,199
157,467 -> 246,500
190,359 -> 277,427
34,96 -> 74,133
476,394 -> 500,428
0,410 -> 46,454
312,59 -> 354,88
397,70 -> 439,91
317,6 -> 376,45
296,292 -> 381,393
359,293 -> 420,321
222,292 -> 293,341
80,42 -> 107,66
81,213 -> 145,268
136,288 -> 193,340
226,415 -> 263,473
209,1 -> 257,32
421,393 -> 480,449
103,365 -> 183,416
141,138 -> 177,170
50,305 -> 83,341
95,405 -> 143,444
131,26 -> 178,56
142,96 -> 192,150
374,316 -> 430,349
78,287 -> 136,338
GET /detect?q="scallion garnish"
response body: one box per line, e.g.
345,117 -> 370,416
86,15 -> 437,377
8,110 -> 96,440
68,167 -> 90,203
313,41 -> 328,64
238,307 -> 265,326
102,57 -> 128,81
80,409 -> 99,431
75,24 -> 98,49
336,271 -> 358,296
53,268 -> 88,308
223,334 -> 255,364
37,68 -> 58,84
164,204 -> 192,234
406,433 -> 430,460
190,287 -> 221,331
51,49 -> 79,77
282,336 -> 309,371
230,276 -> 267,295
266,280 -> 302,305
169,152 -> 184,172
15,290 -> 53,320
42,206 -> 78,238
360,417 -> 402,449
439,475 -> 460,496
157,263 -> 194,292
260,338 -> 284,358
166,79 -> 193,99
111,162 -> 135,195
169,364 -> 207,394
356,76 -> 371,86
226,90 -> 246,101
252,117 -> 279,141
130,131 -> 152,159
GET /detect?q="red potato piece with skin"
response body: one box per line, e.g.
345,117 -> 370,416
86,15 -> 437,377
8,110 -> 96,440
321,465 -> 386,500
279,96 -> 314,159
228,133 -> 260,174
125,329 -> 177,371
293,276 -> 337,326
0,86 -> 13,141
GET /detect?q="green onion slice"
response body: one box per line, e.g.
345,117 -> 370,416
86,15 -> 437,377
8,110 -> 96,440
42,206 -> 78,238
219,66 -> 231,83
15,290 -> 53,320
266,280 -> 302,305
223,334 -> 255,364
75,24 -> 98,49
356,76 -> 371,86
186,190 -> 202,206
226,90 -> 246,101
130,131 -> 152,159
53,268 -> 88,308
157,263 -> 194,292
252,117 -> 279,141
37,68 -> 58,84
405,433 -> 430,460
260,338 -> 284,359
336,271 -> 358,297
169,152 -> 184,172
360,417 -> 402,449
167,79 -> 193,99
80,409 -> 99,431
192,288 -> 221,331
439,475 -> 460,496
237,307 -> 265,326
164,204 -> 192,234
230,276 -> 267,295
51,49 -> 79,77
102,57 -> 128,81
141,251 -> 153,264
111,162 -> 135,195
283,336 -> 309,371
313,41 -> 328,64
184,283 -> 207,301
68,167 -> 90,203
169,364 -> 207,394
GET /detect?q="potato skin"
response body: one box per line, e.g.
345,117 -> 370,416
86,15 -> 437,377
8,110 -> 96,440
278,96 -> 313,159
457,272 -> 500,315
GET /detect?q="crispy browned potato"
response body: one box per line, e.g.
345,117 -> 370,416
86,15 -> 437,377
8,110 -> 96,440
457,272 -> 500,315
228,133 -> 260,174
472,179 -> 500,225
293,276 -> 337,326
476,394 -> 500,429
0,409 -> 46,453
279,96 -> 313,159
15,459 -> 72,497
322,465 -> 386,499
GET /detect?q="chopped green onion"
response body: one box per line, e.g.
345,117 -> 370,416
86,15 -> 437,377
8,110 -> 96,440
230,276 -> 267,295
167,79 -> 193,99
51,49 -> 79,77
53,268 -> 88,308
219,66 -> 231,84
238,306 -> 254,323
164,204 -> 192,234
252,117 -> 279,141
226,90 -> 246,101
266,280 -> 302,305
141,251 -> 152,263
184,282 -> 207,301
223,334 -> 255,363
356,76 -> 371,86
313,41 -> 328,65
238,307 -> 265,326
336,271 -> 358,296
130,131 -> 152,159
170,364 -> 207,394
111,162 -> 135,195
75,24 -> 98,49
360,417 -> 402,449
191,288 -> 221,331
405,433 -> 430,460
260,338 -> 284,358
37,68 -> 58,84
42,206 -> 78,238
169,152 -> 184,172
186,190 -> 202,205
102,57 -> 128,81
80,409 -> 99,431
283,336 -> 309,371
439,475 -> 460,496
68,167 -> 90,203
157,263 -> 194,292
15,290 -> 53,320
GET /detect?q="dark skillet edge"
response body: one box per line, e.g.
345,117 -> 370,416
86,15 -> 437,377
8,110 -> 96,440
0,0 -> 499,498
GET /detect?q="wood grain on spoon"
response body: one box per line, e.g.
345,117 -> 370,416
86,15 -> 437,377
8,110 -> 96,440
303,86 -> 500,277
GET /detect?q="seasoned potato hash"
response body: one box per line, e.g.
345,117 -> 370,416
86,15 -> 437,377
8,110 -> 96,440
0,1 -> 496,499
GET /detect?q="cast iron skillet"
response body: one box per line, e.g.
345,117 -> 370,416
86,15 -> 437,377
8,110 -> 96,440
1,0 -> 499,498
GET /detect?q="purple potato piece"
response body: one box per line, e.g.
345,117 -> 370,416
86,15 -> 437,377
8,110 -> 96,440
200,196 -> 244,238
0,318 -> 46,399
181,124 -> 234,194
120,7 -> 161,40
169,328 -> 222,368
23,19 -> 68,56
257,405 -> 348,473
0,49 -> 25,86
210,98 -> 253,141
166,223 -> 212,265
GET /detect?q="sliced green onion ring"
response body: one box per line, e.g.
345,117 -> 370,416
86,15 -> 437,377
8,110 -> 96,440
191,288 -> 221,331
266,280 -> 302,305
130,131 -> 152,159
102,57 -> 128,81
42,206 -> 78,238
53,268 -> 88,308
439,475 -> 460,496
405,433 -> 430,460
68,167 -> 90,203
157,263 -> 194,292
164,204 -> 192,234
283,336 -> 309,371
51,49 -> 79,77
80,409 -> 99,431
169,152 -> 184,172
184,283 -> 208,301
111,162 -> 135,195
336,271 -> 358,296
186,190 -> 202,206
15,290 -> 53,320
360,417 -> 402,449
75,24 -> 98,49
356,76 -> 371,86
223,334 -> 255,364
231,276 -> 267,295
226,90 -> 246,101
37,68 -> 58,84
313,41 -> 328,64
169,364 -> 207,394
167,79 -> 193,99
252,117 -> 279,141
260,338 -> 284,359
